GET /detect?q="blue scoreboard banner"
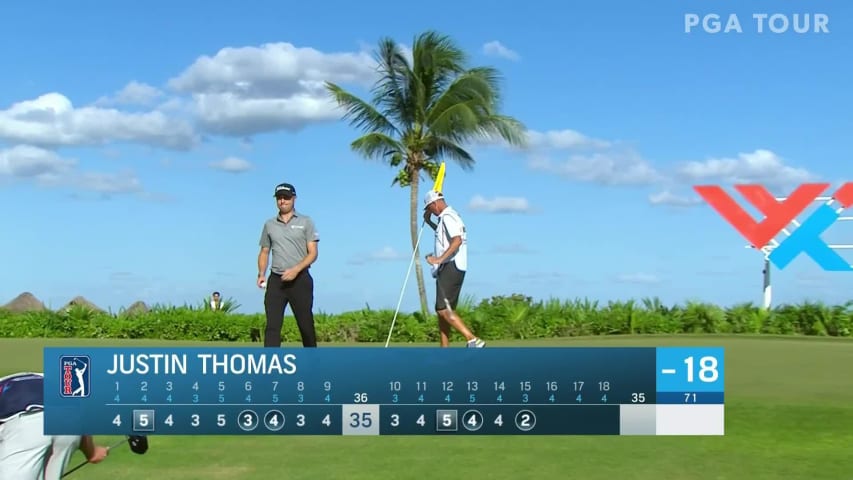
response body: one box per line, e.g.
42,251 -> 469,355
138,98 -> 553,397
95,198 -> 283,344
43,347 -> 724,436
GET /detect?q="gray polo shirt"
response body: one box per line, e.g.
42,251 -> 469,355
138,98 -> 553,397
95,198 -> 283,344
259,211 -> 319,274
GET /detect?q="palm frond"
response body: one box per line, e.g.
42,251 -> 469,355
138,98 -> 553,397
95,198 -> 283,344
426,100 -> 484,142
350,132 -> 404,162
371,38 -> 414,127
424,138 -> 475,170
325,82 -> 399,136
427,68 -> 504,127
410,31 -> 468,125
423,65 -> 525,148
476,114 -> 528,147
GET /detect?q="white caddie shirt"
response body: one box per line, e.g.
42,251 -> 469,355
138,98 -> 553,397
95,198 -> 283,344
434,206 -> 468,271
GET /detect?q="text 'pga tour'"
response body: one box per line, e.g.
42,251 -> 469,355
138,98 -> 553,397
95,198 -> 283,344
685,13 -> 829,34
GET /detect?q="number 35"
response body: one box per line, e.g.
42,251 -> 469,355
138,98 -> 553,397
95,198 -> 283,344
349,412 -> 372,428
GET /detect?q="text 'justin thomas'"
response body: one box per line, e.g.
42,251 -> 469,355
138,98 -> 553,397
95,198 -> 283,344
105,353 -> 298,375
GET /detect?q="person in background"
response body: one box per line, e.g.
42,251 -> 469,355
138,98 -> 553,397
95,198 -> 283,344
210,291 -> 222,311
256,182 -> 320,347
0,372 -> 109,479
423,190 -> 485,348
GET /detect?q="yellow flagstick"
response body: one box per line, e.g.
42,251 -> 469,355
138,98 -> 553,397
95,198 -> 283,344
433,161 -> 446,193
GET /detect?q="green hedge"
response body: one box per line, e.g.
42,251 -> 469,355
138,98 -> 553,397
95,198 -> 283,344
1,295 -> 851,343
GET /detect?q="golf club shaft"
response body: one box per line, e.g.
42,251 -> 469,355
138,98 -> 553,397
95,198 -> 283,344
61,437 -> 126,478
385,220 -> 426,348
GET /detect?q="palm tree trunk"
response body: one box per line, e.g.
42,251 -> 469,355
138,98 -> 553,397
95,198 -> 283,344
409,169 -> 430,317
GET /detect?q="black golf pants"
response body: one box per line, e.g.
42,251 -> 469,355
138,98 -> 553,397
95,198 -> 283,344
263,270 -> 317,347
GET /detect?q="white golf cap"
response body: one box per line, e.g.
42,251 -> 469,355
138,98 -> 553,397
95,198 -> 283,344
424,190 -> 443,207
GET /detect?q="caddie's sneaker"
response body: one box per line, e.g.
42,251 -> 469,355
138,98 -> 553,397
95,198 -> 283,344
467,338 -> 485,348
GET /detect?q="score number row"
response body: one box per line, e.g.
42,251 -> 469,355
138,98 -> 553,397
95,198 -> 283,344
112,379 -> 632,405
107,405 -> 540,435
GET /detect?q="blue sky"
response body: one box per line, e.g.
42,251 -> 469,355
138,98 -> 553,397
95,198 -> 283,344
2,0 -> 852,314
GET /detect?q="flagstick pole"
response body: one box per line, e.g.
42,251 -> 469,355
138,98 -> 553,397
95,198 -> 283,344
383,162 -> 446,348
385,221 -> 426,348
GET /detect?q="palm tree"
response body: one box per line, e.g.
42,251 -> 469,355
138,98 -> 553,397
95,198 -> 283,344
325,31 -> 527,316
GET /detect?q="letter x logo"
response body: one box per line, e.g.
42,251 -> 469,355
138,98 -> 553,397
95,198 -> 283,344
694,183 -> 853,271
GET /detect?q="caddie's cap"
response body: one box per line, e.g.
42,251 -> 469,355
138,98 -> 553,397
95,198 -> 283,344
423,190 -> 443,208
274,183 -> 296,198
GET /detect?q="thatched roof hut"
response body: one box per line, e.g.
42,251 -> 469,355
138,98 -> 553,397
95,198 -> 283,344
124,301 -> 149,316
62,296 -> 104,313
3,292 -> 47,313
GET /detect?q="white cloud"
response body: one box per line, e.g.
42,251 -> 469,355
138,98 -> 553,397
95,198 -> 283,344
63,171 -> 143,194
504,124 -> 816,198
210,156 -> 252,173
0,145 -> 75,178
528,150 -> 662,186
526,129 -> 611,150
675,149 -> 818,189
0,93 -> 198,151
478,128 -> 612,153
167,42 -> 377,137
643,149 -> 821,208
468,195 -> 534,213
480,105 -> 826,200
485,126 -> 659,186
648,189 -> 702,207
2,39 -> 536,156
482,41 -> 520,61
615,273 -> 662,284
0,145 -> 143,195
94,81 -> 164,107
155,96 -> 192,114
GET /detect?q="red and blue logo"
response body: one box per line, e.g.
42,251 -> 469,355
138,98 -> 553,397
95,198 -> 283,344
59,355 -> 91,398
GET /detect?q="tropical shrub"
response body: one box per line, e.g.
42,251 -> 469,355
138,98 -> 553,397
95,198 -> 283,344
0,295 -> 850,343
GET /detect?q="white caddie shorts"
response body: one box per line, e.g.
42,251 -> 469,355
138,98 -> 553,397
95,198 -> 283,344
0,410 -> 82,480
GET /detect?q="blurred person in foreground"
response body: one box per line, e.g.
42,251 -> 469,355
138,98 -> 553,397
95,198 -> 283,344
0,372 -> 109,479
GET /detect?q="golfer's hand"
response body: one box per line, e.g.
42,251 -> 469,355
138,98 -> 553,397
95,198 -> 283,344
422,210 -> 432,223
425,255 -> 440,265
256,275 -> 266,288
281,268 -> 298,281
88,446 -> 109,464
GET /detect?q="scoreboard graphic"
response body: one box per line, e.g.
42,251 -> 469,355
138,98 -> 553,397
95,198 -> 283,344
43,347 -> 724,436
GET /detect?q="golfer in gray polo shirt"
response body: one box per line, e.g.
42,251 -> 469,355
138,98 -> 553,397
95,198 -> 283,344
257,182 -> 320,347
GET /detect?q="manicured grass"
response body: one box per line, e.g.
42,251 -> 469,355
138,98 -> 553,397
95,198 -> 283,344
1,335 -> 851,479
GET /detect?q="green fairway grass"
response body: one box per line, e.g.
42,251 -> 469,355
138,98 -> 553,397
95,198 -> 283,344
1,335 -> 851,479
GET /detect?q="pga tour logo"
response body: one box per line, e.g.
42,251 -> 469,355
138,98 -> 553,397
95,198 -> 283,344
685,13 -> 830,34
60,355 -> 91,398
